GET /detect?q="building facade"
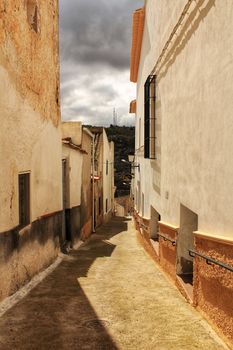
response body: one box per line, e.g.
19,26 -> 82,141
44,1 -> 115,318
62,122 -> 87,249
91,128 -> 115,228
80,128 -> 94,240
0,1 -> 62,301
102,130 -> 115,223
130,0 -> 233,344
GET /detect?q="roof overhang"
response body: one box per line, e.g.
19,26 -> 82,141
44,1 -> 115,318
129,99 -> 136,113
130,8 -> 145,83
62,137 -> 87,154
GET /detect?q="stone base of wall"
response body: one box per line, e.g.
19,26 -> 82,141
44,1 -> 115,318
65,205 -> 81,246
159,222 -> 178,281
194,233 -> 233,344
133,212 -> 159,263
0,211 -> 62,302
133,212 -> 233,345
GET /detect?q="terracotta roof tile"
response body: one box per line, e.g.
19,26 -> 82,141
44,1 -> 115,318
129,99 -> 136,113
130,8 -> 145,83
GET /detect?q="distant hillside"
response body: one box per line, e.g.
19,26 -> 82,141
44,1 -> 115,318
105,125 -> 135,197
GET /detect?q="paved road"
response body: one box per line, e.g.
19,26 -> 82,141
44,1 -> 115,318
0,217 -> 229,350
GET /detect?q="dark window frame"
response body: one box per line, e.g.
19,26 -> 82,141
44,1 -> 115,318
18,173 -> 30,227
106,160 -> 108,175
144,74 -> 156,159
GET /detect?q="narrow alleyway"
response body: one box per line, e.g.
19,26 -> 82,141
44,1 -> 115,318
0,218 -> 229,350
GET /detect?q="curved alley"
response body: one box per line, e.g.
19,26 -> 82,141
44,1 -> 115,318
0,217 -> 229,350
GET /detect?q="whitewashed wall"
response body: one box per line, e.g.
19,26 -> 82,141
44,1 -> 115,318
134,0 -> 233,239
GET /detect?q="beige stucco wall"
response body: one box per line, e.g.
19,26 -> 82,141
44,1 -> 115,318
134,0 -> 233,239
62,122 -> 82,146
0,0 -> 62,232
0,1 -> 60,126
62,146 -> 83,209
62,122 -> 83,209
102,130 -> 114,222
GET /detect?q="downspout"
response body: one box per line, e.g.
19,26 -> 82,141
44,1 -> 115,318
83,128 -> 96,233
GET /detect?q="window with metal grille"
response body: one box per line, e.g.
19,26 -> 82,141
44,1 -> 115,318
18,173 -> 30,227
144,75 -> 156,159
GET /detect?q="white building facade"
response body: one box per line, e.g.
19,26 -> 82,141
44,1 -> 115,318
130,1 -> 233,344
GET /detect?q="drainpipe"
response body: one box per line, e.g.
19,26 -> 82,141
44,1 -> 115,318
83,128 -> 96,233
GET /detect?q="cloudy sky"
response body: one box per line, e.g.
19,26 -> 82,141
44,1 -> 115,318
60,0 -> 143,126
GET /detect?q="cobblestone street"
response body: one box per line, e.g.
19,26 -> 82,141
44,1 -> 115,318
0,218 -> 229,350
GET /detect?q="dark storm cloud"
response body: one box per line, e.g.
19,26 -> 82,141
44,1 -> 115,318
60,0 -> 143,69
60,0 -> 143,124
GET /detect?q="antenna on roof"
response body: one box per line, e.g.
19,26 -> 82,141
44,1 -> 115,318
113,108 -> 118,126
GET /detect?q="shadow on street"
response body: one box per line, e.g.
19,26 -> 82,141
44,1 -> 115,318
0,217 -> 128,350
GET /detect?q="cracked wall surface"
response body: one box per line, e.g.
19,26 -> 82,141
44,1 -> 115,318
0,0 -> 62,301
0,0 -> 60,126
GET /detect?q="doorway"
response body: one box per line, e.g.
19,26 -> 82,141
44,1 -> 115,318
177,204 -> 198,298
62,159 -> 71,248
150,206 -> 161,255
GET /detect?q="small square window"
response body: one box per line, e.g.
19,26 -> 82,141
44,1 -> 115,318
106,160 -> 108,175
18,173 -> 30,227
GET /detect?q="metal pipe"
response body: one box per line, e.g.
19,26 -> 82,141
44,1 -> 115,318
158,233 -> 176,246
189,249 -> 233,272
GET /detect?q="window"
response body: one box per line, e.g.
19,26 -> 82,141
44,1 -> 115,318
18,173 -> 30,227
144,75 -> 156,159
27,0 -> 39,33
106,160 -> 108,175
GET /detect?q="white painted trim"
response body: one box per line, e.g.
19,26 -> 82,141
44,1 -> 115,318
194,231 -> 233,246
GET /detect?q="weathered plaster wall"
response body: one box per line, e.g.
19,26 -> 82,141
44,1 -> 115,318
0,212 -> 62,301
135,0 -> 233,239
62,122 -> 83,209
0,67 -> 62,232
0,0 -> 60,126
194,234 -> 233,342
0,0 -> 62,300
0,0 -> 61,232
